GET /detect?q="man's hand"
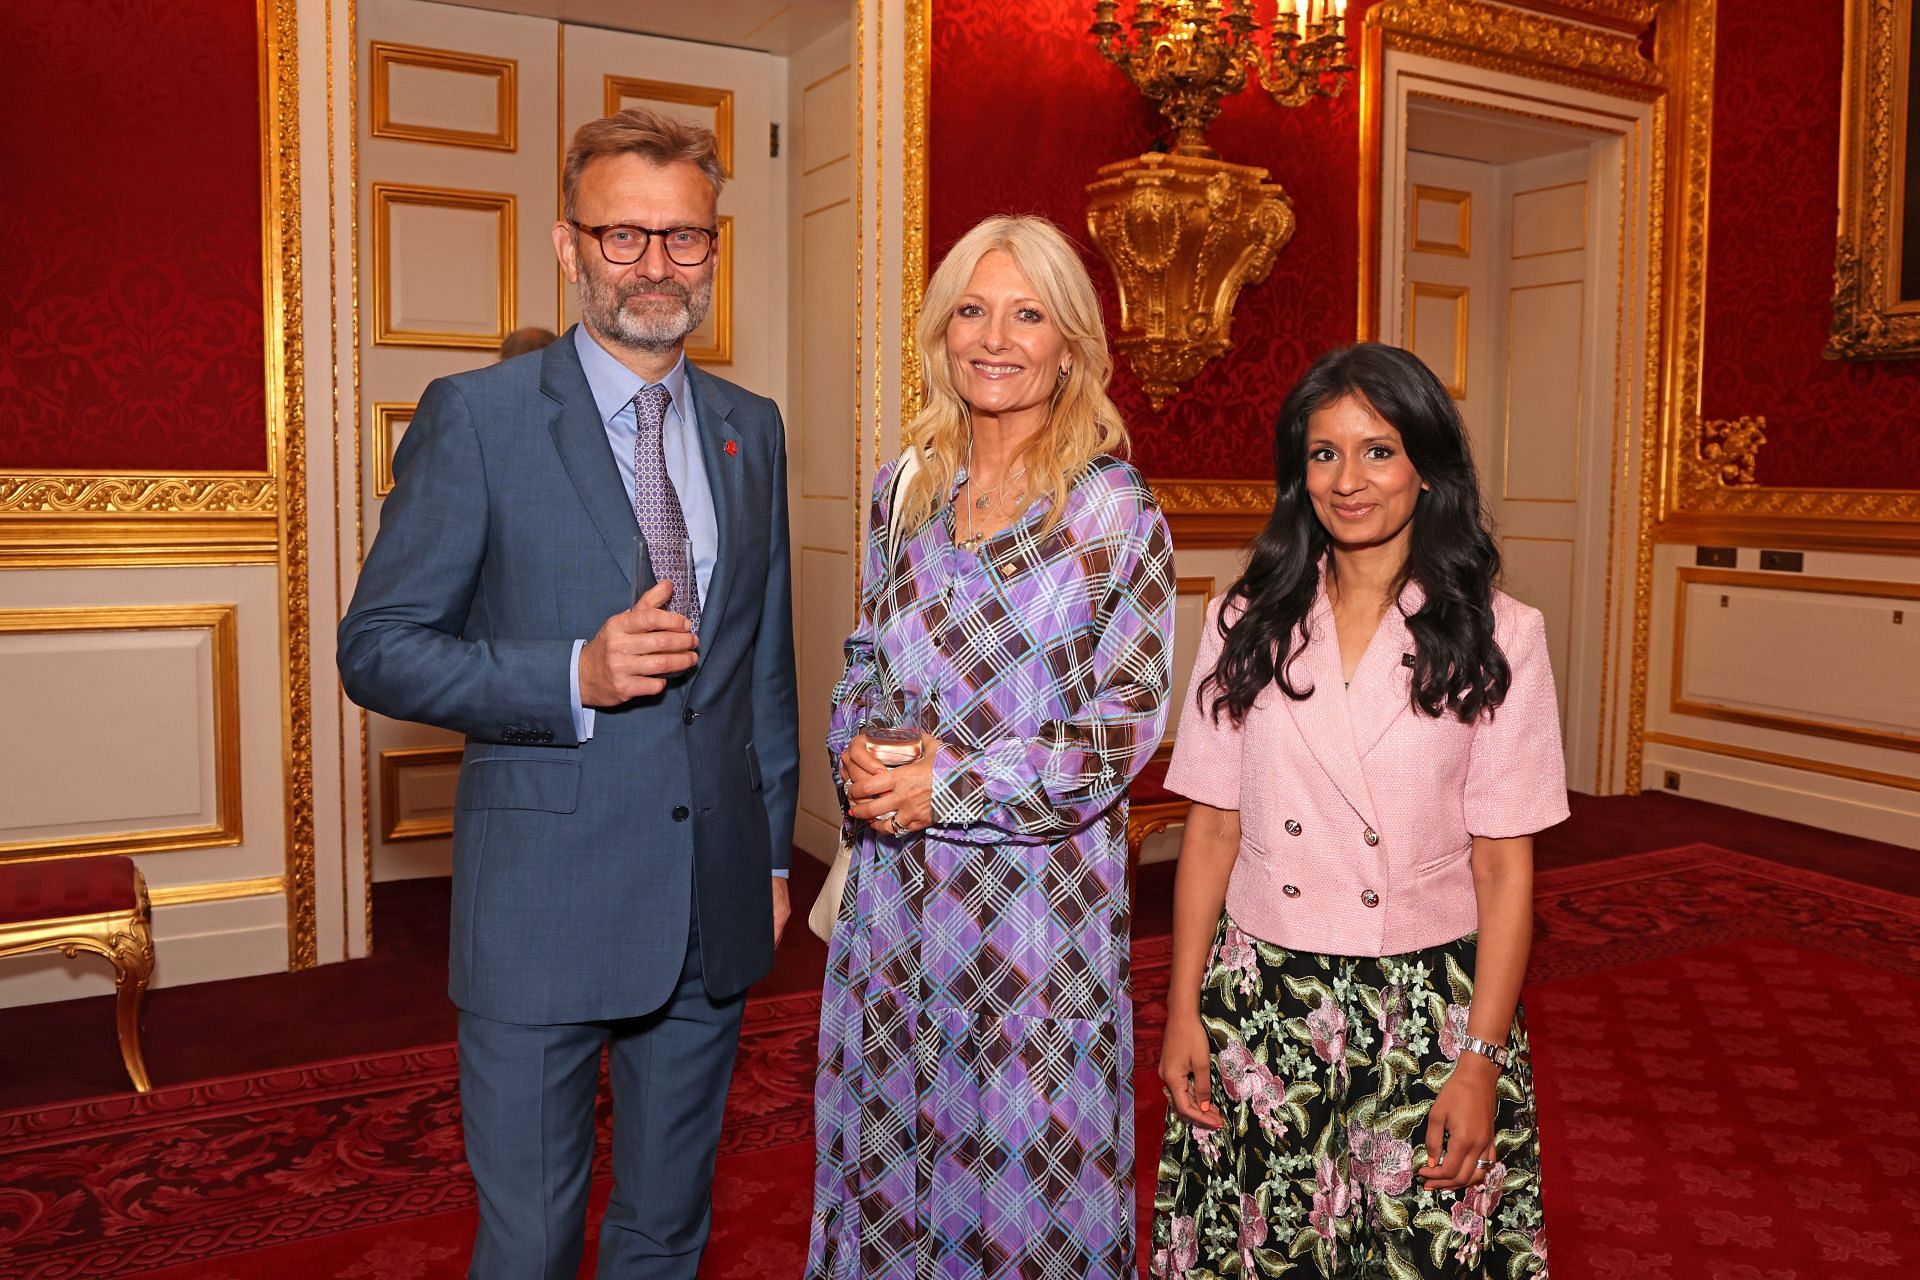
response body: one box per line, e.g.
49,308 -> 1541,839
578,580 -> 698,706
771,876 -> 791,947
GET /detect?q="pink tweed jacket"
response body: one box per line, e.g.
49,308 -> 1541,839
1164,582 -> 1569,957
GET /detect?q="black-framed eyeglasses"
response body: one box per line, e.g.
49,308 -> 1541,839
569,221 -> 717,267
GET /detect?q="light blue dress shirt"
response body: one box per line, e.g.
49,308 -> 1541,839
567,325 -> 717,741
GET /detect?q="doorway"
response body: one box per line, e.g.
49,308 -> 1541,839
351,0 -> 858,880
1374,56 -> 1659,796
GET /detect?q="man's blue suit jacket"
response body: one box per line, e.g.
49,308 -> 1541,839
338,330 -> 798,1024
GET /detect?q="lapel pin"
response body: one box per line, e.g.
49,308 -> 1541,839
724,439 -> 739,457
1402,652 -> 1416,668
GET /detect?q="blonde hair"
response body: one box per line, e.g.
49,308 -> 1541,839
563,108 -> 726,218
896,215 -> 1129,537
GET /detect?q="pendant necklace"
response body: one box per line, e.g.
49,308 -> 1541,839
958,438 -> 1024,552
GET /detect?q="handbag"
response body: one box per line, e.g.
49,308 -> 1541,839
807,449 -> 922,943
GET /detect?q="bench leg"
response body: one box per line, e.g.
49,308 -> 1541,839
110,917 -> 156,1093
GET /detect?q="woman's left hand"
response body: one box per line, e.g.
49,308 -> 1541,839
1417,1053 -> 1501,1191
845,733 -> 940,836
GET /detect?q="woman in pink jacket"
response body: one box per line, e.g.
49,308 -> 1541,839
1150,344 -> 1568,1279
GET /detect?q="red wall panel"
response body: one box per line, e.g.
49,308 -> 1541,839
1699,0 -> 1920,489
0,0 -> 268,473
929,1 -> 1371,479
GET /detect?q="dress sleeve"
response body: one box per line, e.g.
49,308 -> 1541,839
1161,596 -> 1245,812
1463,602 -> 1571,838
927,500 -> 1176,843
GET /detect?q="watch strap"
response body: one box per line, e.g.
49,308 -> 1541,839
1459,1034 -> 1511,1069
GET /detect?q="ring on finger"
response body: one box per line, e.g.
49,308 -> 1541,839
1474,1158 -> 1492,1169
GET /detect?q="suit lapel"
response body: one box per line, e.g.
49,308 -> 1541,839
543,332 -> 647,595
1348,591 -> 1419,760
687,364 -> 743,653
1281,588 -> 1380,828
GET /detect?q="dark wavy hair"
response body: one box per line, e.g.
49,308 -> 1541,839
1201,342 -> 1510,726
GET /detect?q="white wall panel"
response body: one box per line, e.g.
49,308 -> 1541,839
1504,281 -> 1583,503
0,627 -> 216,839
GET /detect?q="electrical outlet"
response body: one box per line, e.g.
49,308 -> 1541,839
1759,550 -> 1804,573
1663,771 -> 1681,791
1695,546 -> 1736,568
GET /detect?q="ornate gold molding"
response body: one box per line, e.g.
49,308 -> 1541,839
1363,0 -> 1663,102
1826,0 -> 1920,360
1658,0 -> 1920,548
263,0 -> 316,971
1154,478 -> 1276,548
1681,415 -> 1767,489
371,41 -> 518,152
0,474 -> 277,514
901,0 -> 929,431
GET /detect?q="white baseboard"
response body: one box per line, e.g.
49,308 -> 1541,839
373,841 -> 453,882
1641,746 -> 1920,852
0,893 -> 289,1009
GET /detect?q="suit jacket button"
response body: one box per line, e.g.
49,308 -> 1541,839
672,805 -> 690,822
1285,820 -> 1302,836
1282,884 -> 1301,897
1361,889 -> 1380,908
1363,827 -> 1380,847
682,708 -> 699,724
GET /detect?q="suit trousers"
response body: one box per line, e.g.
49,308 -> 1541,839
458,911 -> 746,1279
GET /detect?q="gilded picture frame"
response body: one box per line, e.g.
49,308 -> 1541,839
1828,0 -> 1920,359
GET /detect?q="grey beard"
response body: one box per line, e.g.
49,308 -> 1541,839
579,273 -> 713,353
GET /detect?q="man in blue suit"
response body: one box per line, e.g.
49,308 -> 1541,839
338,107 -> 797,1278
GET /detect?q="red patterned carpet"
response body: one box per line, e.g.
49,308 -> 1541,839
4,844 -> 1918,1278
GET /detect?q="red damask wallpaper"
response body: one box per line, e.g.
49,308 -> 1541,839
929,1 -> 1375,479
1699,0 -> 1920,489
0,0 -> 268,473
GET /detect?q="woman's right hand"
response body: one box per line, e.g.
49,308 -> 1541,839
1159,1010 -> 1222,1130
838,735 -> 887,792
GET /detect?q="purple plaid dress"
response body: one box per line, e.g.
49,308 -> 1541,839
807,455 -> 1176,1279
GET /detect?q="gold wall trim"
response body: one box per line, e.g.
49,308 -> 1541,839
1363,0 -> 1663,104
1828,0 -> 1920,359
0,476 -> 278,566
0,474 -> 277,514
0,606 -> 244,865
1645,730 -> 1920,794
370,41 -> 517,151
901,0 -> 930,431
369,403 -> 414,497
371,182 -> 517,349
263,0 -> 316,970
603,76 -> 735,176
149,876 -> 288,908
1155,479 -> 1275,549
685,216 -> 735,366
1669,567 -> 1920,753
380,745 -> 463,842
1658,0 -> 1920,548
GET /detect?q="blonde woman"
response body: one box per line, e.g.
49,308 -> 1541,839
806,214 -> 1176,1278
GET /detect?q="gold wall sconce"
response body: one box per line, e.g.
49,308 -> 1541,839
1087,0 -> 1352,406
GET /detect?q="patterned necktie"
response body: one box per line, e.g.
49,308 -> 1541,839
632,384 -> 700,631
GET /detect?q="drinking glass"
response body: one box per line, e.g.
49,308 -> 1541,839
858,684 -> 927,767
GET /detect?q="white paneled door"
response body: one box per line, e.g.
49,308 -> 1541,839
1403,144 -> 1609,782
357,1 -> 792,881
359,0 -> 561,882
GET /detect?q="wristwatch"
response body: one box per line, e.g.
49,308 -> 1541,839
1458,1034 -> 1511,1069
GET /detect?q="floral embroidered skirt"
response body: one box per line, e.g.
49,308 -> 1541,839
1151,914 -> 1550,1279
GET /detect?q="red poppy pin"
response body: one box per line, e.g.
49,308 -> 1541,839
724,439 -> 739,457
